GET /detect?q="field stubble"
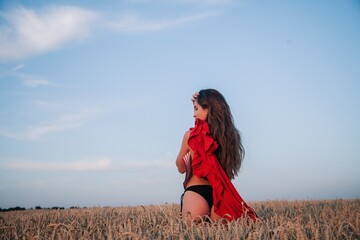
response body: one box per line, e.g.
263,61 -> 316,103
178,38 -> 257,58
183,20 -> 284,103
0,199 -> 359,239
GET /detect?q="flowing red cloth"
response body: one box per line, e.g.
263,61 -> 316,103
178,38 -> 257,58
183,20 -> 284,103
188,118 -> 258,221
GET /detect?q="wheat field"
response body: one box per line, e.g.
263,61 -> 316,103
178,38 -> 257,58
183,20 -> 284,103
0,199 -> 359,239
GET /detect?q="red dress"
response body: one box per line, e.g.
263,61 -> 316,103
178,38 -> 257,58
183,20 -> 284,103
188,118 -> 258,221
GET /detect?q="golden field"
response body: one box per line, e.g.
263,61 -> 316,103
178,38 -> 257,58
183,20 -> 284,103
0,199 -> 359,239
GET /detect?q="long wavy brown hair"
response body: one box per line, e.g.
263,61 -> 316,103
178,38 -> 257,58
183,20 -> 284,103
196,89 -> 244,180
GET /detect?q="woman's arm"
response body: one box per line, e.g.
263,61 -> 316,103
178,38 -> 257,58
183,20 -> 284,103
176,130 -> 191,173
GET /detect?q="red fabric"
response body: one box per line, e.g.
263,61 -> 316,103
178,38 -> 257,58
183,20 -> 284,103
188,118 -> 258,221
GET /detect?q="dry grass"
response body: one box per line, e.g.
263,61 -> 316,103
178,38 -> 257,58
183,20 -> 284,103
0,199 -> 359,239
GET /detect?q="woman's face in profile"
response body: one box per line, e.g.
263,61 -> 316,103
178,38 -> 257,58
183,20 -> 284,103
193,100 -> 208,121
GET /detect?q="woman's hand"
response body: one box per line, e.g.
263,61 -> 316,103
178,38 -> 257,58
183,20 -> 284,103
183,152 -> 191,167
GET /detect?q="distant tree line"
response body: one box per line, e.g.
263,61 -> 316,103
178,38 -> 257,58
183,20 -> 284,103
0,206 -> 26,212
0,206 -> 84,212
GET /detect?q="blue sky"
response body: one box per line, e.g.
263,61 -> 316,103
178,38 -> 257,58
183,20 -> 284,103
0,0 -> 359,209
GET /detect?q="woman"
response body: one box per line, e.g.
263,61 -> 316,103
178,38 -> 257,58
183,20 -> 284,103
176,89 -> 257,222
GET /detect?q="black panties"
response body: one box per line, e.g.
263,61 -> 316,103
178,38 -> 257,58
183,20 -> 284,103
180,185 -> 213,212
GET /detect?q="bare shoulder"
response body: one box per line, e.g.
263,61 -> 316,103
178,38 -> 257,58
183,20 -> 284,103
183,130 -> 191,142
184,130 -> 191,137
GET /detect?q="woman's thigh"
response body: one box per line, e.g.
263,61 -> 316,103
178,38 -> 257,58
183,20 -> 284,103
182,190 -> 210,222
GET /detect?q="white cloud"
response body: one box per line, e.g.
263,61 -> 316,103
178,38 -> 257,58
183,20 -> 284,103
107,12 -> 218,32
2,158 -> 112,171
55,107 -> 104,124
0,123 -> 82,141
0,5 -> 97,61
22,78 -> 52,87
126,0 -> 233,4
27,122 -> 82,140
0,184 -> 8,191
13,72 -> 54,87
0,5 -> 219,60
1,65 -> 70,88
116,160 -> 173,170
0,107 -> 104,141
11,64 -> 25,71
181,0 -> 233,3
0,158 -> 172,171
